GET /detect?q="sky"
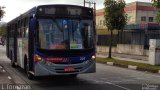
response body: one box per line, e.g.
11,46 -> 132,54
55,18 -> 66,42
0,0 -> 151,22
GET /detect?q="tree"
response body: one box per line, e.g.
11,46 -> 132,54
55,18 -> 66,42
104,0 -> 127,58
152,0 -> 160,23
152,0 -> 160,8
0,24 -> 7,36
0,6 -> 5,20
0,6 -> 5,40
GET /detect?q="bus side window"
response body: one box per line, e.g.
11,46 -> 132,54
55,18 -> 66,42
25,18 -> 29,38
11,25 -> 13,37
18,21 -> 22,38
22,18 -> 29,38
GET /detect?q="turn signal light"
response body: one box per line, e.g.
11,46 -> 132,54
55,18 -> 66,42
34,55 -> 42,62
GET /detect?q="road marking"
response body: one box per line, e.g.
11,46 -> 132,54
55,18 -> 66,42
16,86 -> 21,89
2,69 -> 6,72
100,78 -> 137,83
88,79 -> 131,90
8,76 -> 12,80
0,66 -> 2,69
104,81 -> 131,90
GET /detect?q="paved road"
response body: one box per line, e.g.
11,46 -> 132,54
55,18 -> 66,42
0,46 -> 160,90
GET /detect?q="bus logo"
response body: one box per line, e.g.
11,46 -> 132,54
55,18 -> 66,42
64,58 -> 72,64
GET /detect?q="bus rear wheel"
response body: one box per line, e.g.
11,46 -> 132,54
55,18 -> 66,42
10,53 -> 16,68
11,60 -> 16,68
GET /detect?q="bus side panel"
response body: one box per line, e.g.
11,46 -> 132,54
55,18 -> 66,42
14,25 -> 17,64
28,18 -> 35,71
21,38 -> 29,69
9,39 -> 14,60
17,38 -> 23,68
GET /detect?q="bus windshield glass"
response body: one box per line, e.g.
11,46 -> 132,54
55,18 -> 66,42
37,19 -> 94,50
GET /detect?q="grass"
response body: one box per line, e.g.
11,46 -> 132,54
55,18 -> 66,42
96,57 -> 160,73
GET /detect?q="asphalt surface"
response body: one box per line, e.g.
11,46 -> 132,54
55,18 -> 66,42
0,45 -> 160,90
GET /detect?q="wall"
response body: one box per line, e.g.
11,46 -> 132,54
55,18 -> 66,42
125,10 -> 137,24
117,44 -> 145,55
96,46 -> 117,53
136,10 -> 157,24
97,44 -> 149,56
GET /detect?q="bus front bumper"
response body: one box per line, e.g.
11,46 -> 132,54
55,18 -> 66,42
34,60 -> 96,76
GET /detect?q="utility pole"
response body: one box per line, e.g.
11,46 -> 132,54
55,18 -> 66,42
83,0 -> 96,25
83,0 -> 96,20
84,0 -> 96,9
84,0 -> 96,45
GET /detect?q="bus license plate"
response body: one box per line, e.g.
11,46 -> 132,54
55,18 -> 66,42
64,67 -> 75,72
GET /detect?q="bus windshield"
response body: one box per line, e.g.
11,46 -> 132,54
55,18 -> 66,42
37,18 -> 94,50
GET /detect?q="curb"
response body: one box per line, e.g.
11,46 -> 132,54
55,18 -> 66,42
106,62 -> 114,65
102,61 -> 160,74
128,65 -> 137,70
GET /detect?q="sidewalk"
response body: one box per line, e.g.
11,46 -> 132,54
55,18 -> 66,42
0,64 -> 13,84
0,45 -> 14,84
96,52 -> 149,64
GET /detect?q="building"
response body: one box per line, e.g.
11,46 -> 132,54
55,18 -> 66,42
125,1 -> 159,30
96,1 -> 160,47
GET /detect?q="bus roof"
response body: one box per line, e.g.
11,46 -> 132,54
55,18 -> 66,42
7,4 -> 93,24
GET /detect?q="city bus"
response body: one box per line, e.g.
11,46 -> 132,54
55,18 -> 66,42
6,4 -> 96,79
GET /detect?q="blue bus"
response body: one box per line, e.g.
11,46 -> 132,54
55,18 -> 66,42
6,4 -> 96,79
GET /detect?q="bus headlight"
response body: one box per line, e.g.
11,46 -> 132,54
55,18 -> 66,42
91,55 -> 96,60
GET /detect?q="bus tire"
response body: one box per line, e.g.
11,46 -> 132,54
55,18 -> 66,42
24,56 -> 27,73
27,71 -> 35,80
26,59 -> 35,80
11,52 -> 16,68
11,60 -> 16,68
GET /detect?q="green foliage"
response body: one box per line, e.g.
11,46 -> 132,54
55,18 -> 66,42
156,12 -> 160,23
104,0 -> 127,31
0,25 -> 7,36
103,0 -> 127,58
152,0 -> 160,23
152,0 -> 160,8
0,6 -> 5,20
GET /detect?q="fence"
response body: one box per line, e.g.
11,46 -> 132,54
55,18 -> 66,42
97,30 -> 160,49
97,35 -> 118,46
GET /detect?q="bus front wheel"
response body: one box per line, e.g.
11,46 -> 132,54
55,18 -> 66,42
25,58 -> 35,80
27,71 -> 35,80
11,60 -> 16,68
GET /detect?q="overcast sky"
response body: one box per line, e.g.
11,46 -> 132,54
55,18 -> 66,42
0,0 -> 151,22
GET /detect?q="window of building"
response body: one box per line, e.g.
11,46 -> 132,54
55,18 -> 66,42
100,20 -> 102,25
103,20 -> 105,26
141,16 -> 146,22
149,17 -> 154,22
127,16 -> 131,22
